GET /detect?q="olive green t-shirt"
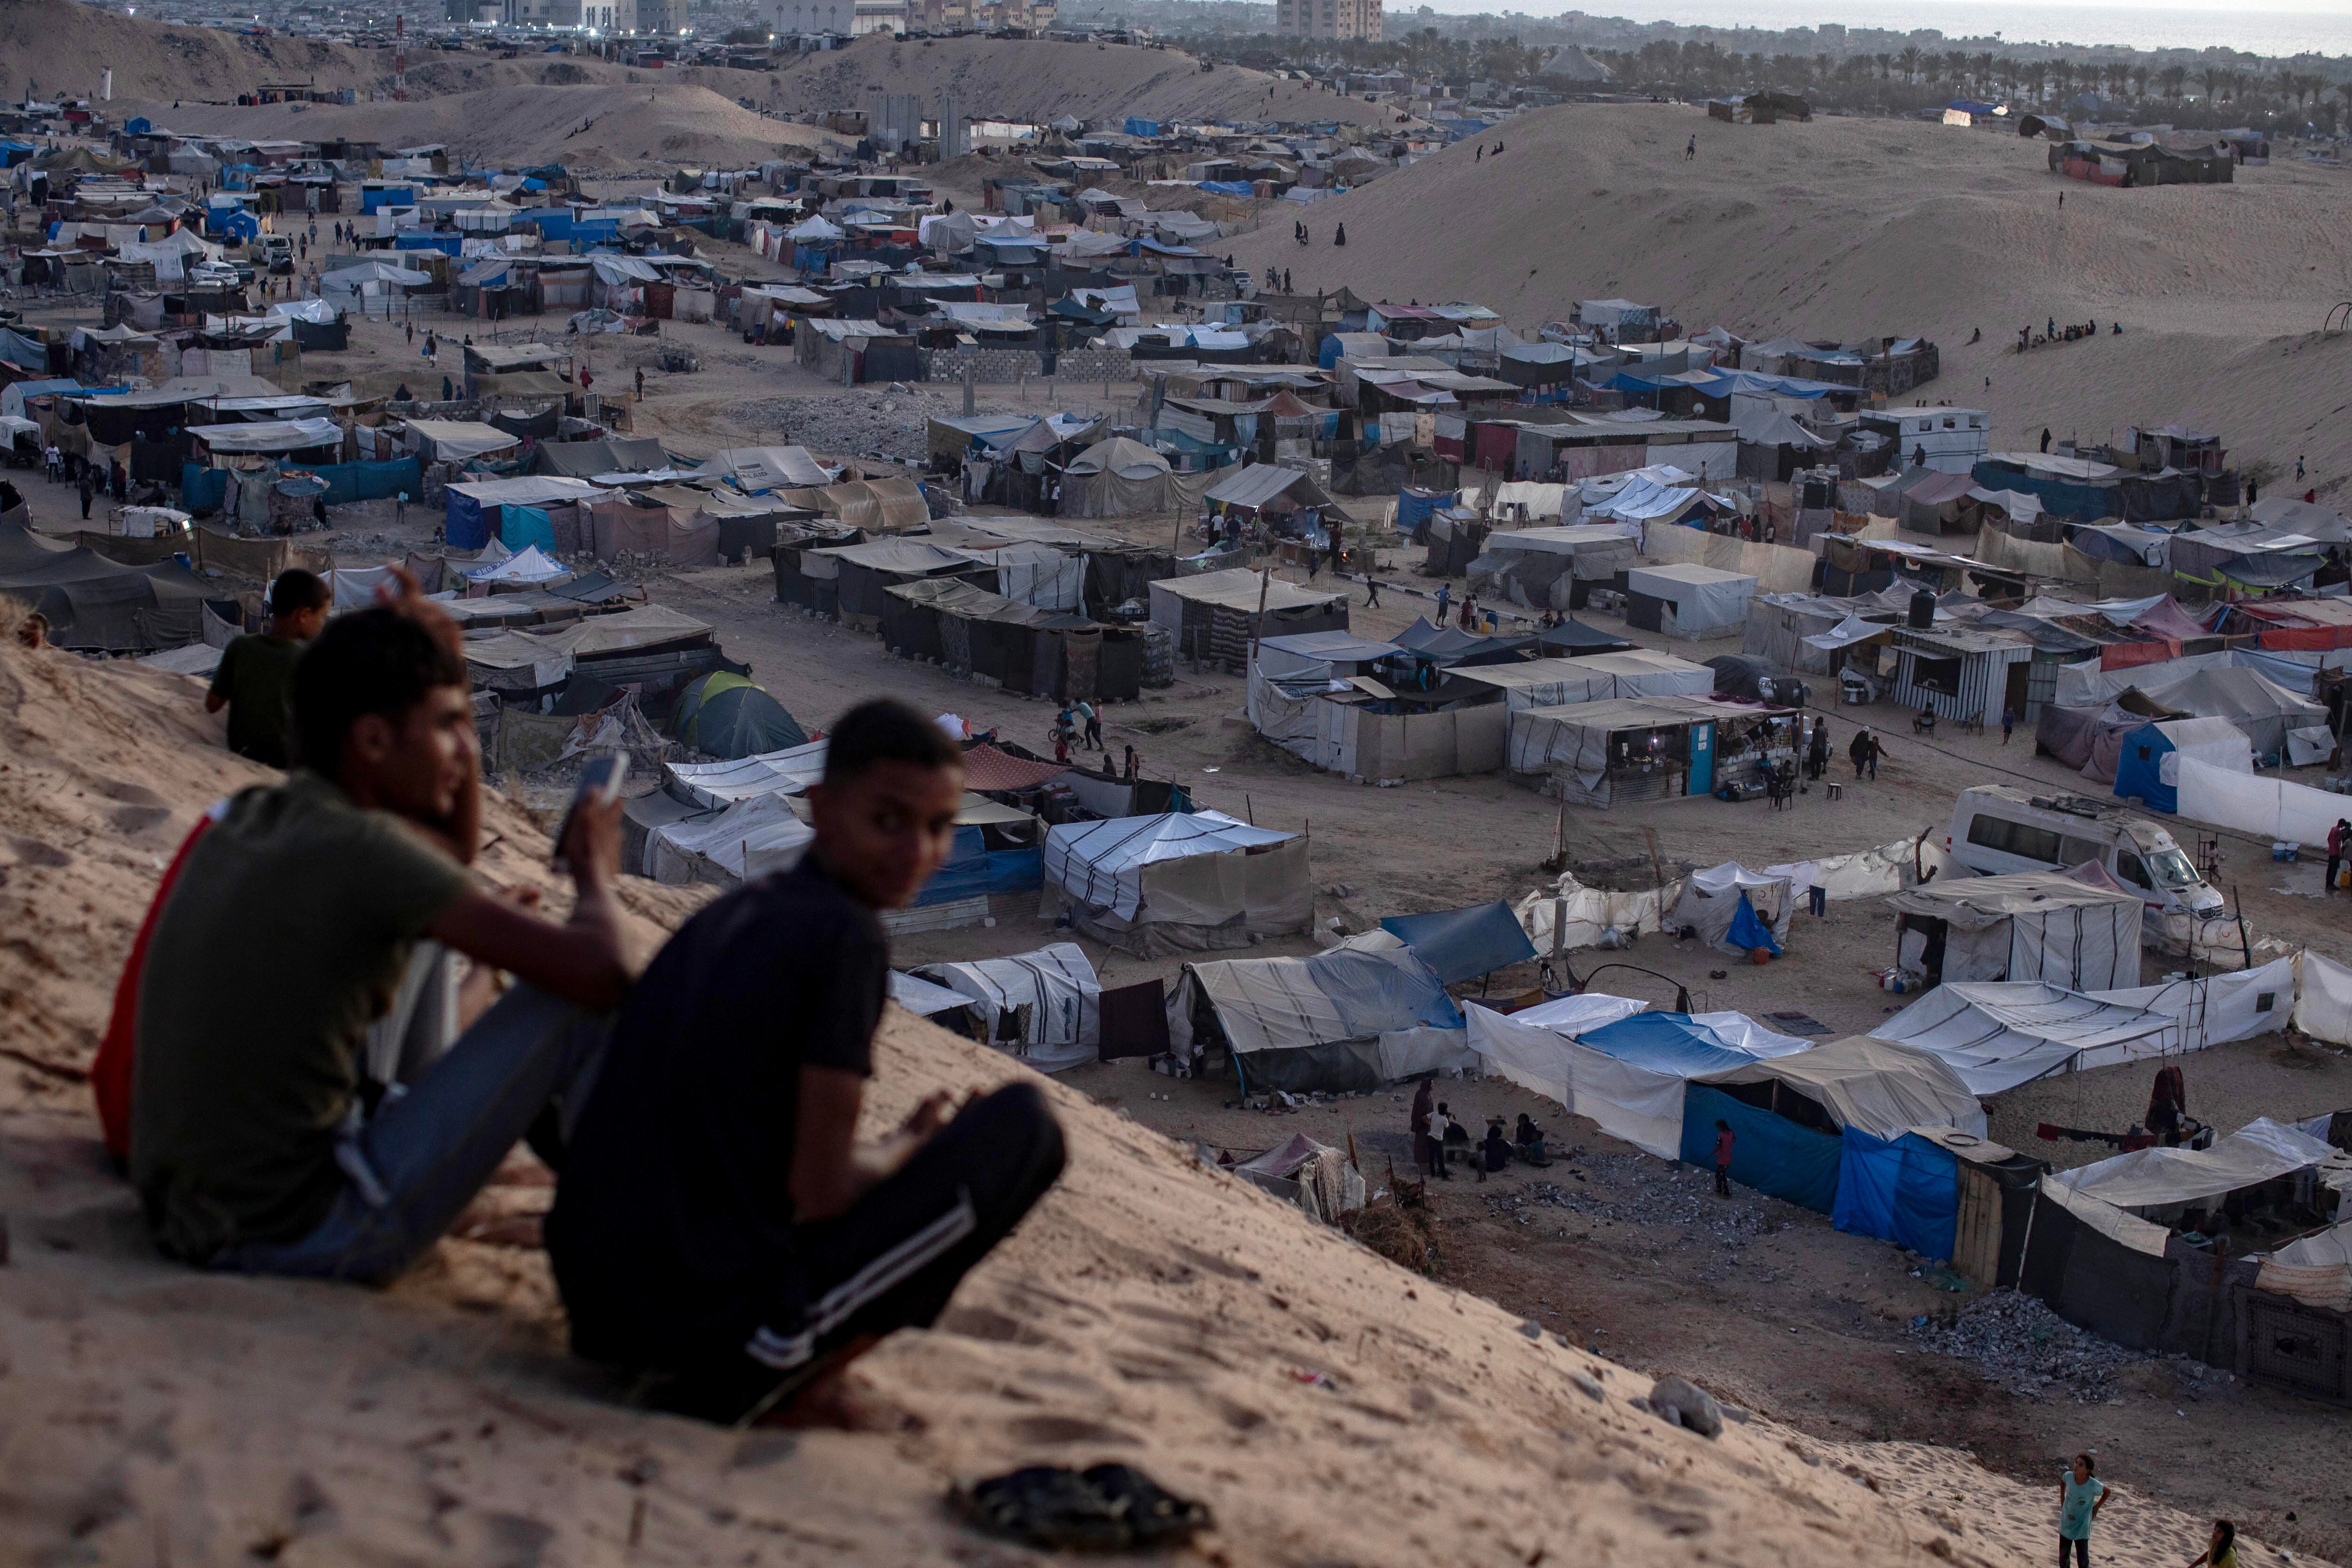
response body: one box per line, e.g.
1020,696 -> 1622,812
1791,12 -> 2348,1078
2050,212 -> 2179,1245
130,772 -> 471,1261
207,633 -> 306,769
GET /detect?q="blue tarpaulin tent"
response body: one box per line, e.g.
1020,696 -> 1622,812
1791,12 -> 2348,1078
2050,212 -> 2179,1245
1124,117 -> 1163,137
308,457 -> 420,506
1680,1084 -> 1843,1212
179,464 -> 229,515
1393,486 -> 1454,539
1832,1128 -> 1959,1260
916,827 -> 1045,906
1580,1013 -> 1773,1076
501,504 -> 555,552
445,487 -> 488,549
1380,901 -> 1538,985
1724,891 -> 1783,956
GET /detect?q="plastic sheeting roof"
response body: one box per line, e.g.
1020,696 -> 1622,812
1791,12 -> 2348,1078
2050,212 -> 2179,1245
1043,810 -> 1293,923
1868,982 -> 2177,1095
1184,931 -> 1462,1055
193,417 -> 341,453
1694,1035 -> 1987,1141
1152,567 -> 1347,613
910,943 -> 1100,1073
692,445 -> 833,490
665,738 -> 829,808
2055,1118 -> 2346,1210
1378,901 -> 1539,985
1576,1011 -> 1814,1075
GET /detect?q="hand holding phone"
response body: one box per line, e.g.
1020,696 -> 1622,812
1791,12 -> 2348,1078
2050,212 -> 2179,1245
554,755 -> 627,879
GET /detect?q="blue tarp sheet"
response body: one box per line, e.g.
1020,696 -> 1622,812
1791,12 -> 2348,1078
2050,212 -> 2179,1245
1381,901 -> 1538,984
1724,891 -> 1783,955
445,488 -> 488,549
1394,486 -> 1450,537
309,457 -> 419,506
1124,117 -> 1163,137
2110,723 -> 2179,812
1971,461 -> 2114,523
1832,1128 -> 1958,1260
1580,1014 -> 1769,1077
179,464 -> 229,515
914,827 -> 1043,906
501,504 -> 555,552
1681,1085 -> 1843,1213
1197,180 -> 1254,195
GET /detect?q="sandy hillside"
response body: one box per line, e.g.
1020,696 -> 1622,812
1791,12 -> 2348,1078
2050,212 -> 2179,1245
0,0 -> 383,103
0,631 -> 2279,1567
124,83 -> 845,172
768,32 -> 1404,128
1235,101 -> 2352,484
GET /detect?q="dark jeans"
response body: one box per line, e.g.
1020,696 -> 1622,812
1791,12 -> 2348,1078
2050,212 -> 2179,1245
649,1082 -> 1065,1425
1808,885 -> 1827,917
210,985 -> 609,1286
1085,719 -> 1102,748
1714,1162 -> 1731,1196
2328,854 -> 2342,893
2060,1535 -> 2090,1568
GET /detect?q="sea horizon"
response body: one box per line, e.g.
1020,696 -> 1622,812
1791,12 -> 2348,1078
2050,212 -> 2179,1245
1409,0 -> 2352,58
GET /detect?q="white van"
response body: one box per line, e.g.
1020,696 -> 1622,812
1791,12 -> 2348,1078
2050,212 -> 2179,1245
1947,785 -> 2225,921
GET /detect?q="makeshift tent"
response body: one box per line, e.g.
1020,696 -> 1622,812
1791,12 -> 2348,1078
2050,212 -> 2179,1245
2054,1117 -> 2345,1213
1169,931 -> 1467,1093
2135,666 -> 2327,762
1830,1128 -> 1963,1261
1465,1001 -> 1808,1159
0,522 -> 209,650
464,543 -> 568,584
2034,687 -> 2191,781
1377,901 -> 1538,985
694,446 -> 832,491
908,944 -> 1100,1073
2256,1217 -> 2352,1313
1696,1035 -> 1987,1142
890,970 -> 974,1024
1884,869 -> 2144,990
1665,863 -> 1793,956
644,792 -> 812,885
405,419 -> 520,464
664,738 -> 829,808
1623,563 -> 1756,638
1869,982 -> 2177,1094
1452,651 -> 1712,711
2110,717 -> 2252,813
1041,811 -> 1311,956
1678,1083 -> 1842,1211
2177,758 -> 2350,847
671,673 -> 807,760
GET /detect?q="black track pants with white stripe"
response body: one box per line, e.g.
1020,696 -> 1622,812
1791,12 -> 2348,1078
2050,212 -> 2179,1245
654,1082 -> 1066,1424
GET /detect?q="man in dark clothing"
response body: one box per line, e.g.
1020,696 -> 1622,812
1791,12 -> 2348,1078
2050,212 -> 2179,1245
1410,1077 -> 1435,1178
1365,575 -> 1380,608
2327,818 -> 2350,897
1806,716 -> 1829,781
547,700 -> 1066,1426
206,569 -> 332,767
2146,1063 -> 2186,1145
1849,727 -> 1875,780
1712,1118 -> 1734,1196
79,467 -> 94,519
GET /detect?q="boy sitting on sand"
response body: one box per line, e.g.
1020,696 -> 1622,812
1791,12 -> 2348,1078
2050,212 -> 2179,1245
131,580 -> 633,1282
546,700 -> 1067,1425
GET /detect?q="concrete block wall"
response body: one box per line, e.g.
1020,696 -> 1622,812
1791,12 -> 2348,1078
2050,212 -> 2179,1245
924,345 -> 1138,385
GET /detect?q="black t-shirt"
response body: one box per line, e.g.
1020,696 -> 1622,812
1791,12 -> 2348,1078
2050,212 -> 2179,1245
547,857 -> 887,1367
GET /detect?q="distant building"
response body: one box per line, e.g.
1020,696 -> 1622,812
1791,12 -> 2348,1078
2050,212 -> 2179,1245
1275,0 -> 1380,41
773,0 -> 852,32
851,0 -> 908,33
503,0 -> 581,25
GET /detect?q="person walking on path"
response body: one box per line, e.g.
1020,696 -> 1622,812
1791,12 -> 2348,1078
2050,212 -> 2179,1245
2327,817 -> 2350,896
1434,583 -> 1451,623
2002,704 -> 2018,745
1864,729 -> 1881,780
2057,1455 -> 2110,1568
1078,698 -> 1102,751
78,465 -> 94,521
1364,575 -> 1380,608
1849,727 -> 1874,780
1711,1119 -> 1734,1196
1686,134 -> 1697,160
2186,1521 -> 2238,1568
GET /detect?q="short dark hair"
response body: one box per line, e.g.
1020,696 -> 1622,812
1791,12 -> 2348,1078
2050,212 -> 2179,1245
1716,1119 -> 1731,1132
824,698 -> 960,785
270,568 -> 330,618
292,606 -> 466,780
2075,1453 -> 2095,1475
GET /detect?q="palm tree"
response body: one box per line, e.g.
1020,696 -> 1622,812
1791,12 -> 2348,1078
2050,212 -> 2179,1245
1897,45 -> 1920,84
2050,60 -> 2074,102
2130,65 -> 2148,101
2105,63 -> 2129,102
2198,65 -> 2221,103
1874,51 -> 1892,81
2161,64 -> 2186,101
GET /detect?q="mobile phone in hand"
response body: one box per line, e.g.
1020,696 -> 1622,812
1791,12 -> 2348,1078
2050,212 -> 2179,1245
553,755 -> 627,874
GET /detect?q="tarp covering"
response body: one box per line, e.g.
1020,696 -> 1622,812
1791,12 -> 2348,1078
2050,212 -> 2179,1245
1623,563 -> 1756,637
1042,810 -> 1310,954
1885,869 -> 2143,990
1173,931 -> 1466,1093
1869,982 -> 2177,1095
2135,666 -> 2326,760
645,792 -> 811,885
2297,950 -> 2352,1047
1454,650 -> 1712,710
664,738 -> 829,808
672,672 -> 808,760
1666,863 -> 1792,956
1832,1128 -> 1960,1260
2177,757 -> 2349,846
1697,1035 -> 1987,1140
1378,901 -> 1539,984
2109,716 -> 2251,813
910,943 -> 1099,1073
2053,1117 -> 2342,1211
1680,1084 -> 1842,1212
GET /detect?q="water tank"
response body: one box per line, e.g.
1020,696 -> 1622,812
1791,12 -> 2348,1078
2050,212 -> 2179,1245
1908,587 -> 1937,629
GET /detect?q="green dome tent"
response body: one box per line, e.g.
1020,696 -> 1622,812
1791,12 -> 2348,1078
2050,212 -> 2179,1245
671,672 -> 808,760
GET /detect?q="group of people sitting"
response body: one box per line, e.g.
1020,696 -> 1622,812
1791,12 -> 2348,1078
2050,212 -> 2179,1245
1411,1080 -> 1550,1180
106,571 -> 1066,1425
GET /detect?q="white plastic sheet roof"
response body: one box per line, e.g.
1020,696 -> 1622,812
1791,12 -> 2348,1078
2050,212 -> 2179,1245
1868,982 -> 2179,1095
194,417 -> 341,453
2055,1117 -> 2345,1210
646,793 -> 812,885
464,544 -> 569,584
910,944 -> 1100,1073
664,739 -> 830,808
1042,811 -> 1293,923
1695,1035 -> 1987,1141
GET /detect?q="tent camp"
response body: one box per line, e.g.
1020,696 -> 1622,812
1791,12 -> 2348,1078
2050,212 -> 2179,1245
1454,650 -> 1713,712
2053,1117 -> 2344,1214
2110,716 -> 2252,813
664,738 -> 829,807
0,521 -> 210,651
693,446 -> 833,492
1168,931 -> 1466,1092
907,943 -> 1100,1073
1885,869 -> 2144,991
643,791 -> 813,885
1041,810 -> 1311,956
1148,567 -> 1349,666
1377,901 -> 1539,985
404,419 -> 521,464
2034,687 -> 2192,782
2133,666 -> 2326,764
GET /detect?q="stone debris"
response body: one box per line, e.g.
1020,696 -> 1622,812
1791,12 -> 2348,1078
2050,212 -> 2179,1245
1904,1290 -> 2150,1402
1481,1156 -> 1783,1285
727,387 -> 964,463
1646,1374 -> 1724,1438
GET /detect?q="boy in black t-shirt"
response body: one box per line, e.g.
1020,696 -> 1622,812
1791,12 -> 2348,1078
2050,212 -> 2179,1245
547,700 -> 1066,1425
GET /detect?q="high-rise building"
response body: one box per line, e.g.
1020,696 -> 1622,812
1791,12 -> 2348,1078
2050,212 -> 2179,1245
1274,0 -> 1379,42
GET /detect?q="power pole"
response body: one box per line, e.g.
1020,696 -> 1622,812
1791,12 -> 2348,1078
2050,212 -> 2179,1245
394,14 -> 409,102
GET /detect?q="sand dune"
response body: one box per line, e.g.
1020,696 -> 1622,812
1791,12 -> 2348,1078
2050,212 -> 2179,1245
1235,102 -> 2352,485
122,83 -> 844,172
0,0 -> 381,104
0,626 -> 2289,1568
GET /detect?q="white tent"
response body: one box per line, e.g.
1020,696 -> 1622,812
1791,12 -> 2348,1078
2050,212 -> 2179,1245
1453,650 -> 1712,712
890,970 -> 974,1019
909,943 -> 1100,1073
464,544 -> 570,585
405,418 -> 521,463
2136,666 -> 2326,761
1065,436 -> 1170,479
1624,563 -> 1755,637
1665,862 -> 1794,955
1868,982 -> 2178,1095
665,739 -> 830,807
1041,811 -> 1310,955
1885,869 -> 2143,990
644,792 -> 813,885
2052,1117 -> 2344,1212
2177,758 -> 2350,847
2257,1214 -> 2352,1312
1169,931 -> 1468,1091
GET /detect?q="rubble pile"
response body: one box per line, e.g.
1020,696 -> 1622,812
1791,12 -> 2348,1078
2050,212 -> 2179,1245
730,386 -> 959,463
1907,1290 -> 2150,1403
